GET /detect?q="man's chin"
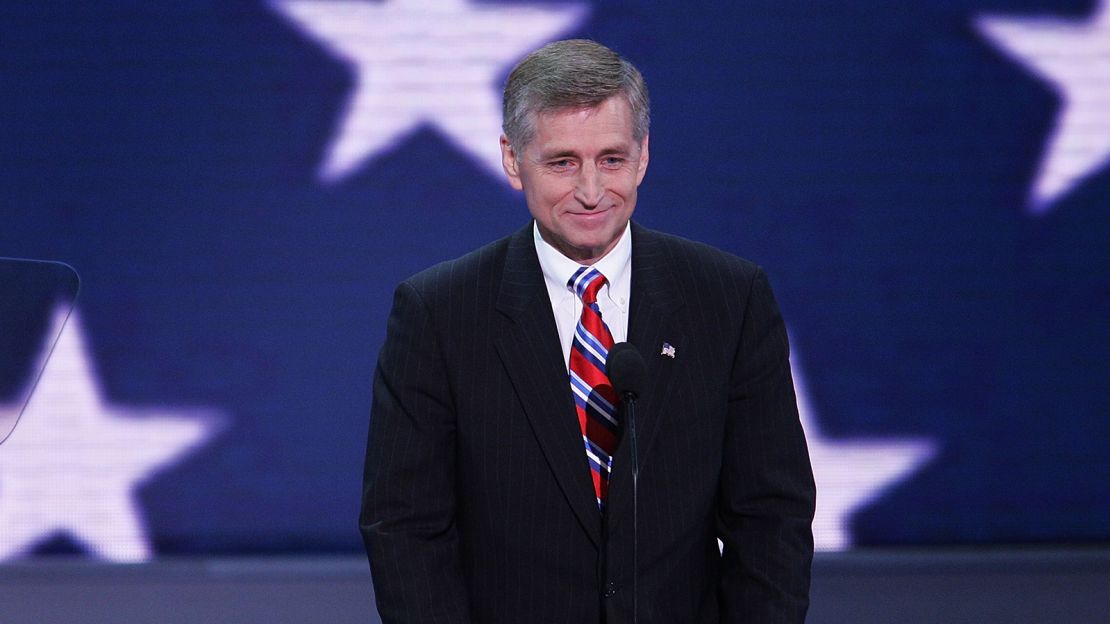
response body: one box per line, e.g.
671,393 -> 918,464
565,235 -> 623,263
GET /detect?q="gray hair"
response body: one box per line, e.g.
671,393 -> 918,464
502,39 -> 650,151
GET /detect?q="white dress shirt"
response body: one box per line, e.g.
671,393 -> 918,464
533,221 -> 631,371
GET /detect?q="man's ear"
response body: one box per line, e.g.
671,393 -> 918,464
500,135 -> 524,191
635,133 -> 650,186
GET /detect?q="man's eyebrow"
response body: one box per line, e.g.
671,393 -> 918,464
600,145 -> 633,155
539,149 -> 579,160
539,144 -> 634,160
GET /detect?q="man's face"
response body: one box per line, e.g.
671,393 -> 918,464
501,96 -> 649,265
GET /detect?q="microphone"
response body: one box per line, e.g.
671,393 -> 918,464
607,342 -> 647,401
605,342 -> 647,624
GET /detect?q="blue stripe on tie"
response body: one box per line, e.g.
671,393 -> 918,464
572,340 -> 608,374
570,266 -> 600,295
570,370 -> 616,413
574,324 -> 610,363
569,270 -> 586,294
569,371 -> 594,404
572,327 -> 609,369
585,436 -> 613,466
573,390 -> 619,431
586,449 -> 610,474
586,403 -> 618,432
587,404 -> 618,430
570,371 -> 618,425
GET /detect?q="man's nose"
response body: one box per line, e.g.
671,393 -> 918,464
574,164 -> 604,208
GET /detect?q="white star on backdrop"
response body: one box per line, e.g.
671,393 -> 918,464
270,0 -> 588,183
791,355 -> 936,551
0,307 -> 223,562
976,2 -> 1110,214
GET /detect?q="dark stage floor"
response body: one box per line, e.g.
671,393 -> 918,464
1,548 -> 1107,623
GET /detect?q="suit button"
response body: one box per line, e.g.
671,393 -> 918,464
603,582 -> 618,598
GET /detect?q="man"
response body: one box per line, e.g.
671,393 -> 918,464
361,39 -> 815,623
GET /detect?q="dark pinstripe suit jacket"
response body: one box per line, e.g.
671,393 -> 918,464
361,222 -> 815,623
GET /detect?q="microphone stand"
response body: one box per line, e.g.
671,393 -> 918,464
605,342 -> 646,624
623,390 -> 639,624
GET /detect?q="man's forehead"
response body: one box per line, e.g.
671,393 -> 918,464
534,95 -> 631,125
529,98 -> 639,152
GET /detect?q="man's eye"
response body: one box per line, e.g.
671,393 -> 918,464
550,159 -> 573,170
602,157 -> 625,168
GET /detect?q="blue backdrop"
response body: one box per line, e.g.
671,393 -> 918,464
0,0 -> 1107,560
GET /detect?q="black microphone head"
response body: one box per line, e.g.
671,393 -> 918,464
606,342 -> 648,400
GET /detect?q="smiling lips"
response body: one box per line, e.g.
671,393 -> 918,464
567,207 -> 611,218
565,211 -> 613,229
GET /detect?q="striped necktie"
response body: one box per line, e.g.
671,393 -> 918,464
568,266 -> 620,510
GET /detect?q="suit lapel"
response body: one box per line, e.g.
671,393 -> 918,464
493,224 -> 603,548
606,223 -> 685,533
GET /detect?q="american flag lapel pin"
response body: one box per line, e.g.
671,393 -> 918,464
661,342 -> 676,359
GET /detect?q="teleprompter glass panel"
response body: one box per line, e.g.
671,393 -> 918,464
0,258 -> 80,445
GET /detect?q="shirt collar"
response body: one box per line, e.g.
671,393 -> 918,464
533,221 -> 632,298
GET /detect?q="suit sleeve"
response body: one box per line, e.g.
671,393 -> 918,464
360,281 -> 472,623
716,267 -> 816,623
